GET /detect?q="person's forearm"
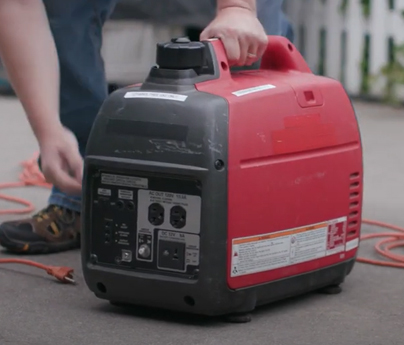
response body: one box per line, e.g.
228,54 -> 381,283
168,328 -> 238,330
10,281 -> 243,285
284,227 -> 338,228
0,0 -> 61,143
217,0 -> 257,13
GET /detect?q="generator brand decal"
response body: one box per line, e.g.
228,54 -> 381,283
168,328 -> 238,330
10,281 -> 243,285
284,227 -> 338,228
101,173 -> 148,189
230,217 -> 347,278
232,84 -> 276,97
124,91 -> 188,102
272,113 -> 339,155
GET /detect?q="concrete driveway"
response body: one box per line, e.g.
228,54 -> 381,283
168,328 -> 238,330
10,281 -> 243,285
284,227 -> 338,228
0,97 -> 403,345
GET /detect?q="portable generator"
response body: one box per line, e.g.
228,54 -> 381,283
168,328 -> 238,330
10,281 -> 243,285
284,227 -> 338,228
81,35 -> 363,322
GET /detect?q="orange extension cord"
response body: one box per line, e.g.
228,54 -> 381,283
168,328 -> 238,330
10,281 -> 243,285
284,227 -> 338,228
0,153 -> 403,285
0,153 -> 75,284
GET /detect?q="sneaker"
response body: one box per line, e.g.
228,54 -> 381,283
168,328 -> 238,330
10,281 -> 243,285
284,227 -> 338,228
0,205 -> 81,254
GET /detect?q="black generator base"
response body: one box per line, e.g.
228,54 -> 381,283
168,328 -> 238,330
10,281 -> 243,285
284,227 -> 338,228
84,259 -> 355,323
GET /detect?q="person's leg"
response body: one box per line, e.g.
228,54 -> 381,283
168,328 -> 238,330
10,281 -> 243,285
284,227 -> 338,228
280,11 -> 294,43
256,0 -> 284,36
47,0 -> 117,212
0,0 -> 118,254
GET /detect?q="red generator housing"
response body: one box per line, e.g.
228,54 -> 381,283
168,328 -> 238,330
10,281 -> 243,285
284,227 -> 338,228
82,36 -> 363,322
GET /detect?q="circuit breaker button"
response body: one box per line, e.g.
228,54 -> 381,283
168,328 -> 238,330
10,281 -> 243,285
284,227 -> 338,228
138,244 -> 151,259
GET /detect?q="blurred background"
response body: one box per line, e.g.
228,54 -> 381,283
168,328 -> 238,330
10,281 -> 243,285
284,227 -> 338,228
1,0 -> 404,106
286,0 -> 404,105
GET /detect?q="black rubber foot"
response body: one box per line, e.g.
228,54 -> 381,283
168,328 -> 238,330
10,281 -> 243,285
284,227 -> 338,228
318,284 -> 342,295
225,312 -> 252,323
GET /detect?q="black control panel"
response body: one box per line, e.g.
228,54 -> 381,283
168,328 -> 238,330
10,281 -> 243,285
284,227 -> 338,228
89,170 -> 202,279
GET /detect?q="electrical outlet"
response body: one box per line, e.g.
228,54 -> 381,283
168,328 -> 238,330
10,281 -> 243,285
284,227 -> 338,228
170,205 -> 186,229
158,240 -> 186,271
148,203 -> 164,226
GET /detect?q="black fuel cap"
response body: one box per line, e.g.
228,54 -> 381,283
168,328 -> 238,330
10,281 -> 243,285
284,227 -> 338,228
156,37 -> 205,70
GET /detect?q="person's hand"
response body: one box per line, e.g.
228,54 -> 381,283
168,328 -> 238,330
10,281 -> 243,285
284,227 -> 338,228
200,7 -> 268,66
38,126 -> 83,195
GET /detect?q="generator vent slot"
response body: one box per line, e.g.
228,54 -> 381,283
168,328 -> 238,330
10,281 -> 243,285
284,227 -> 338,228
347,171 -> 361,238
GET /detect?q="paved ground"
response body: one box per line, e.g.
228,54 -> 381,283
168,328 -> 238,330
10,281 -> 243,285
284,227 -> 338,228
0,97 -> 403,345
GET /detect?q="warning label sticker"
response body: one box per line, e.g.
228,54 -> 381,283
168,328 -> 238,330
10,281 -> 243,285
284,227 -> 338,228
118,189 -> 133,200
230,217 -> 347,278
124,91 -> 188,102
101,173 -> 148,189
345,238 -> 359,252
232,84 -> 276,97
97,188 -> 111,196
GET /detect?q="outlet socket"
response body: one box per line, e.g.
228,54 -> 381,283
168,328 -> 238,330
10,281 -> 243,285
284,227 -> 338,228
148,203 -> 164,226
170,205 -> 186,229
158,240 -> 186,271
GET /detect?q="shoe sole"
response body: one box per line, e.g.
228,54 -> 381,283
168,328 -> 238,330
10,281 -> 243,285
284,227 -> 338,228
0,230 -> 80,254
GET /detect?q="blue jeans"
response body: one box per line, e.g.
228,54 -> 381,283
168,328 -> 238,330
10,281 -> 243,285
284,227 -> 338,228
43,0 -> 118,212
44,0 -> 291,213
280,11 -> 294,42
231,0 -> 294,71
257,0 -> 294,42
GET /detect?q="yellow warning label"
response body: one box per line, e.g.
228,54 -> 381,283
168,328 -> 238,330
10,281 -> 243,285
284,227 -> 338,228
230,217 -> 347,278
232,222 -> 327,245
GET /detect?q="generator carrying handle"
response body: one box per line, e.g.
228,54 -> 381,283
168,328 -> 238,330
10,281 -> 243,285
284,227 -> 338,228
259,36 -> 312,73
208,35 -> 312,78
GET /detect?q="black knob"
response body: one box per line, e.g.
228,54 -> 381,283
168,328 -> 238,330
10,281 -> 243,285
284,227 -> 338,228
156,37 -> 205,70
